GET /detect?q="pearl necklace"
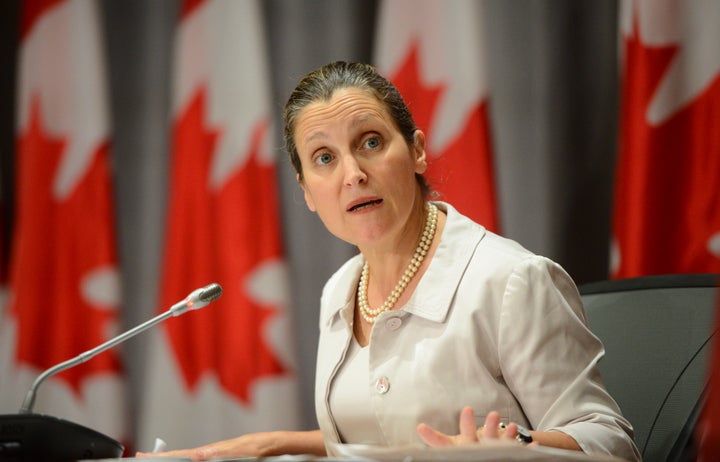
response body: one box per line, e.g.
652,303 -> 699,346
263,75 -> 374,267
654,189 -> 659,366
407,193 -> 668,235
358,203 -> 438,323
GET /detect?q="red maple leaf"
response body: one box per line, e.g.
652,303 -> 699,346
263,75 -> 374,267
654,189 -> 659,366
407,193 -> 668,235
20,0 -> 65,40
613,18 -> 720,277
180,0 -> 205,18
161,88 -> 286,404
10,96 -> 121,396
390,42 -> 499,231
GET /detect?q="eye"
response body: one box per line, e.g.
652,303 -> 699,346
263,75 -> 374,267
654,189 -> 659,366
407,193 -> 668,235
314,152 -> 334,166
363,136 -> 381,150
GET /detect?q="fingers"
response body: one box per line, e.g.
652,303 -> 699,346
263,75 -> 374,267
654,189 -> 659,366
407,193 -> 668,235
135,444 -> 218,461
504,422 -> 519,441
481,411 -> 501,438
458,406 -> 479,444
480,412 -> 524,443
417,422 -> 455,447
419,407 -> 530,449
135,449 -> 198,460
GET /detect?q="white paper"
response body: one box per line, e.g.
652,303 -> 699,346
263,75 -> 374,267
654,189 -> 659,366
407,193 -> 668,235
328,440 -> 625,461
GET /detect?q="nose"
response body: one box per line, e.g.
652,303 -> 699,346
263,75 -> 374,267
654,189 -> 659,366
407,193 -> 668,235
343,155 -> 367,187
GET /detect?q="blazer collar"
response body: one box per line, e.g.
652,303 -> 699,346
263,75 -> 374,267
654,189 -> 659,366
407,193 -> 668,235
321,202 -> 486,327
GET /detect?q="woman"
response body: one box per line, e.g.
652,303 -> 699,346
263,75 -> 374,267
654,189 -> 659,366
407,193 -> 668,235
140,61 -> 640,461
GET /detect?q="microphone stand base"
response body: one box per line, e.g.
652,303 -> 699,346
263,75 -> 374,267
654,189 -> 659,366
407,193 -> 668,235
0,413 -> 124,461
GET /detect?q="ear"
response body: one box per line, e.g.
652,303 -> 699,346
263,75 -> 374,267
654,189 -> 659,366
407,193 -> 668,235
412,130 -> 428,174
297,173 -> 317,212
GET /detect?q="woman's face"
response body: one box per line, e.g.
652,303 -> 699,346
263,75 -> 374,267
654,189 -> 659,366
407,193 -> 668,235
294,87 -> 427,248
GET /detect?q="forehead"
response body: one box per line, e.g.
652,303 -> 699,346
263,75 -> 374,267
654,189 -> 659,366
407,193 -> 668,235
295,87 -> 393,138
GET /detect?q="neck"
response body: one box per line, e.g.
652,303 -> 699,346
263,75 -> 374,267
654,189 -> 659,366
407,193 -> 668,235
357,203 -> 439,323
361,201 -> 428,293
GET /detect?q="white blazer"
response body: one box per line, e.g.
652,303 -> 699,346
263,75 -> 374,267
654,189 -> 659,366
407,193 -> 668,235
314,202 -> 640,461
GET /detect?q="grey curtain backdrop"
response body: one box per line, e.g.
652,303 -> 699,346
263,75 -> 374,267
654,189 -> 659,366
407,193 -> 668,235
0,0 -> 619,435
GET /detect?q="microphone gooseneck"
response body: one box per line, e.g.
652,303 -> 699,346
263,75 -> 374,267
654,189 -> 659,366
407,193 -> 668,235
19,282 -> 223,414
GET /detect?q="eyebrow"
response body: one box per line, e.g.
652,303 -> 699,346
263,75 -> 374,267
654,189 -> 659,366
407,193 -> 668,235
350,113 -> 383,130
301,111 -> 385,147
304,131 -> 328,145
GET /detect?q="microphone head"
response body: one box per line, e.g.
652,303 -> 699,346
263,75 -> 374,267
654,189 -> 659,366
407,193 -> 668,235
171,283 -> 223,315
199,283 -> 223,303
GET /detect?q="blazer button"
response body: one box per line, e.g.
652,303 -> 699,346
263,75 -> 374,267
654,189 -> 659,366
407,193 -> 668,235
385,317 -> 402,331
375,376 -> 390,394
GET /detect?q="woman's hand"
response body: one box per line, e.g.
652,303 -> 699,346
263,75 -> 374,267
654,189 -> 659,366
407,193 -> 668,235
135,430 -> 326,461
417,407 -> 521,446
135,433 -> 272,460
418,406 -> 582,452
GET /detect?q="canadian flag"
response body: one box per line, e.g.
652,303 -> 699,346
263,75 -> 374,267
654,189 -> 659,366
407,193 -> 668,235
611,0 -> 720,278
373,0 -> 498,231
0,0 -> 125,444
137,0 -> 299,451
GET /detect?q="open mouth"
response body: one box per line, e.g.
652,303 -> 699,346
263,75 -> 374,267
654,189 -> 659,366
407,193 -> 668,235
348,199 -> 383,212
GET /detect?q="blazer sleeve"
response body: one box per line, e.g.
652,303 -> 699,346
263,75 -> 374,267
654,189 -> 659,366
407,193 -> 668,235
497,256 -> 641,461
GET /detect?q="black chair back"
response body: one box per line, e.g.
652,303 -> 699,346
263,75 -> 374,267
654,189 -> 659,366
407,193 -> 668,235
580,274 -> 719,461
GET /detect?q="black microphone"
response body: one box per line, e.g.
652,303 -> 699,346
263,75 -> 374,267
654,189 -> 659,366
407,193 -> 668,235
1,282 -> 222,461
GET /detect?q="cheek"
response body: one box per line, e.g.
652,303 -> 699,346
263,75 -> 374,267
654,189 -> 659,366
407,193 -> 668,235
301,174 -> 338,214
386,157 -> 419,188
